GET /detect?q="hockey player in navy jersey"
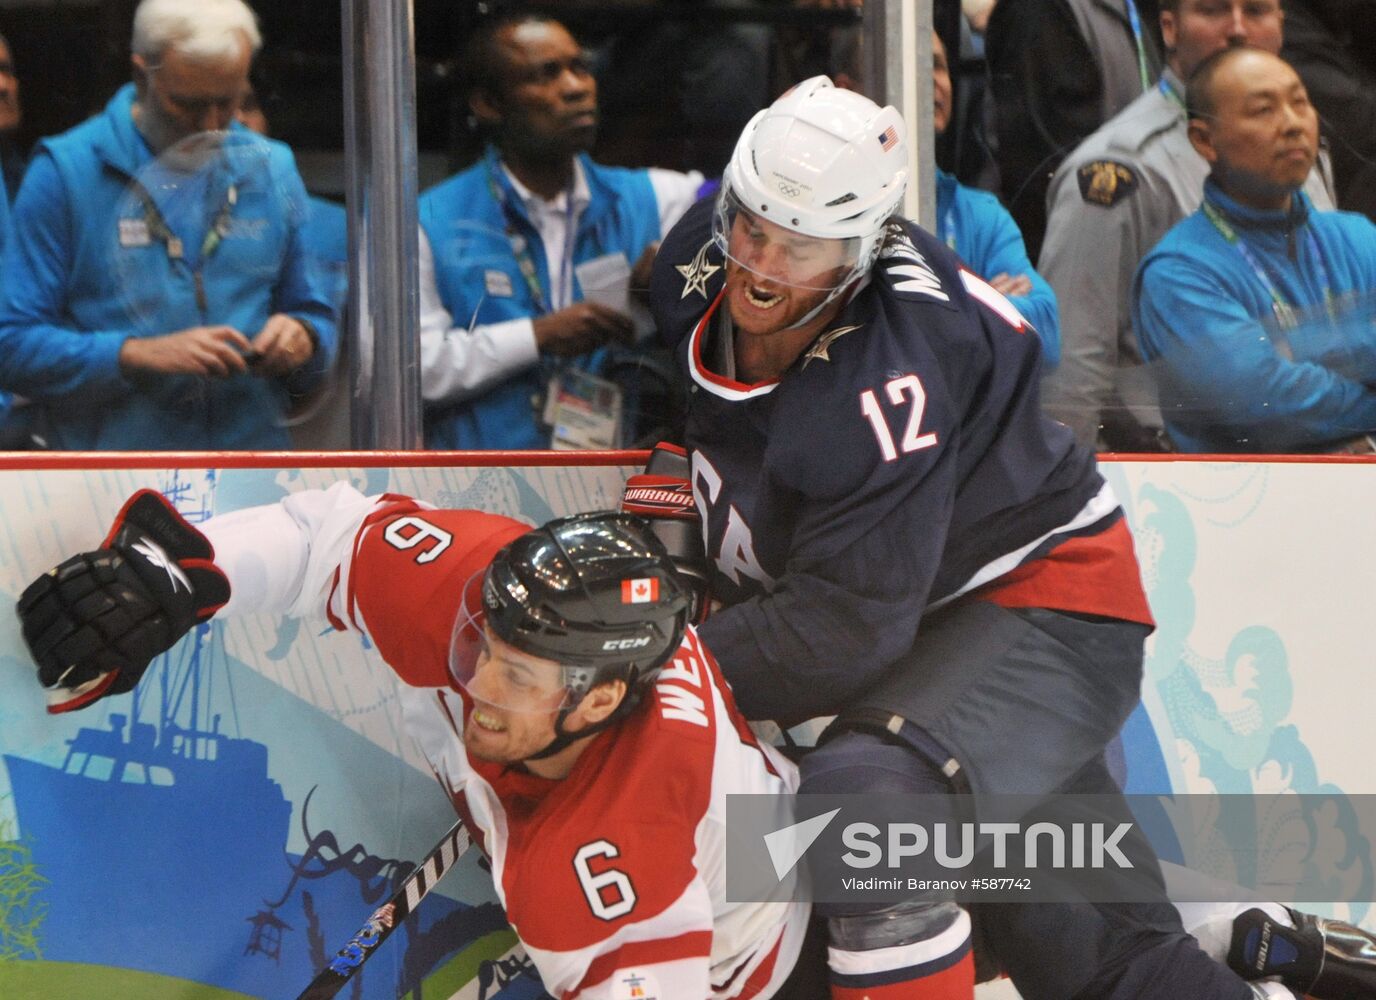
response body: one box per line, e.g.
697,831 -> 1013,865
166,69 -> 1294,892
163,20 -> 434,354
648,77 -> 1312,1000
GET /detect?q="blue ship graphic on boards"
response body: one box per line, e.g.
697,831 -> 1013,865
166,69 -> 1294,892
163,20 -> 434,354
1,471 -> 542,999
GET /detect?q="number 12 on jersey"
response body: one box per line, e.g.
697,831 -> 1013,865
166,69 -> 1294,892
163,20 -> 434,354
859,374 -> 938,462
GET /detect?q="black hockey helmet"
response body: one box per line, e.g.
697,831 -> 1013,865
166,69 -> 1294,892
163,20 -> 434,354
450,512 -> 692,754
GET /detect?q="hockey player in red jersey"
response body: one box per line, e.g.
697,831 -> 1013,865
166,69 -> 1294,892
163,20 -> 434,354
16,484 -> 815,1000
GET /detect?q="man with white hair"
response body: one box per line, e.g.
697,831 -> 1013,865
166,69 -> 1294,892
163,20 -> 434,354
0,0 -> 336,450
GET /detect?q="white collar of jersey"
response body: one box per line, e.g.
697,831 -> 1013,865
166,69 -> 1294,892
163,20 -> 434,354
501,157 -> 591,217
688,272 -> 871,401
688,293 -> 781,401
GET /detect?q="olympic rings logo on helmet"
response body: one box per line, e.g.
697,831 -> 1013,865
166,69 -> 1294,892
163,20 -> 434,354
711,76 -> 909,319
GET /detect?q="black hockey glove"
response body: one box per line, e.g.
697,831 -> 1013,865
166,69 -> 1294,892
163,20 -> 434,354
17,489 -> 231,714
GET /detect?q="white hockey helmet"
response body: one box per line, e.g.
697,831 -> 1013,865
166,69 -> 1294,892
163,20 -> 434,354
713,76 -> 909,291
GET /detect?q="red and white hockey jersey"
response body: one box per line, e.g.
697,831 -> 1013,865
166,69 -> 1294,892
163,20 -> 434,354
203,483 -> 808,1000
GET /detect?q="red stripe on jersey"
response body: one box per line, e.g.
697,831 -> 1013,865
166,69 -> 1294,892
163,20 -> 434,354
831,950 -> 974,1000
325,567 -> 346,632
689,291 -> 781,396
972,518 -> 1154,626
569,930 -> 714,999
719,928 -> 785,998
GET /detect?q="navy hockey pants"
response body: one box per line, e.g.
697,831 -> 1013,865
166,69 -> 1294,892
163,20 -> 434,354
799,600 -> 1257,1000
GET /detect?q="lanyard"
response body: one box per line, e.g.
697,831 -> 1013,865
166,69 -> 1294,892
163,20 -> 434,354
1200,198 -> 1335,331
485,162 -> 578,316
1124,0 -> 1153,93
129,174 -> 238,314
940,202 -> 958,254
1159,76 -> 1184,111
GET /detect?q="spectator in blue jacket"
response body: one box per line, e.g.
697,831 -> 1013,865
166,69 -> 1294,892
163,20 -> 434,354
931,31 -> 1060,367
0,0 -> 337,451
418,10 -> 702,450
236,78 -> 347,316
0,30 -> 20,253
0,29 -> 30,448
1134,47 -> 1376,453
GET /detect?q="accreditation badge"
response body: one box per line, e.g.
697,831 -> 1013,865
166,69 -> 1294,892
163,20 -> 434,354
119,218 -> 152,247
543,367 -> 623,451
484,269 -> 515,298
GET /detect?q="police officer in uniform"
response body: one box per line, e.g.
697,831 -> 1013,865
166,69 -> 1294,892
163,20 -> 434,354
1038,0 -> 1335,450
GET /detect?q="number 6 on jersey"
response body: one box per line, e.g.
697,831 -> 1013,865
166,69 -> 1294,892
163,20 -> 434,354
574,840 -> 638,920
859,373 -> 938,462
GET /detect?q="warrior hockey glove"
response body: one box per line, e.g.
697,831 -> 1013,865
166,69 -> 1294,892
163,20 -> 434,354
17,489 -> 230,714
621,441 -> 711,622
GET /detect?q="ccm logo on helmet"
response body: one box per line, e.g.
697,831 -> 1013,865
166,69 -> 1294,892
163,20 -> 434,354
603,636 -> 653,651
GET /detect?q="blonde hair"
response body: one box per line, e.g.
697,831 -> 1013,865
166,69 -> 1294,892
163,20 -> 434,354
132,0 -> 262,64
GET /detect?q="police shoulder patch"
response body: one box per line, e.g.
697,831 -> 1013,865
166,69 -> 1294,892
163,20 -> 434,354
1077,160 -> 1138,207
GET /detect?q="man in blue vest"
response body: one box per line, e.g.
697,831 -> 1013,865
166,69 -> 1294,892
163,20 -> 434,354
418,10 -> 703,451
0,29 -> 20,255
0,0 -> 337,451
0,29 -> 29,447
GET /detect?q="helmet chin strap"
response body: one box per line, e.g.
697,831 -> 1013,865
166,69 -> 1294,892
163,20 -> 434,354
782,281 -> 848,333
523,678 -> 649,762
781,268 -> 871,332
524,702 -> 602,761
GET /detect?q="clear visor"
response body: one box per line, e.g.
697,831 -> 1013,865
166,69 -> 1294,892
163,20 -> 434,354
711,188 -> 864,291
448,591 -> 579,716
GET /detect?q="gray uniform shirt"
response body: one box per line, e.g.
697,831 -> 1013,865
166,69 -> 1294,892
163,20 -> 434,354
1066,0 -> 1158,122
1038,71 -> 1335,447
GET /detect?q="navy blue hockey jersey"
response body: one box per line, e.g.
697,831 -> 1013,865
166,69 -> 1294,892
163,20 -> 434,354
651,199 -> 1150,723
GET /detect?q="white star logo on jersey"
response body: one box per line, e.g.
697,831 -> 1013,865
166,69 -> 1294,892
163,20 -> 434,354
801,325 -> 862,368
675,241 -> 721,299
131,537 -> 192,594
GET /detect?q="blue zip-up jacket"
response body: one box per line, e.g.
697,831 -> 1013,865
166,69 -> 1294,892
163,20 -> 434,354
936,168 -> 1061,368
418,147 -> 662,450
0,146 -> 20,442
1134,181 -> 1376,453
305,194 -> 348,315
0,155 -> 10,262
0,84 -> 338,451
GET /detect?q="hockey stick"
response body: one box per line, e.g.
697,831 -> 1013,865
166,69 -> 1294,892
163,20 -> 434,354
295,818 -> 473,1000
